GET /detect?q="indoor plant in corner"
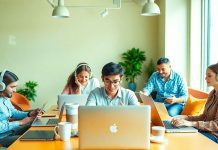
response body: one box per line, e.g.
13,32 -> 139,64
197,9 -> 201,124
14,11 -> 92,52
17,81 -> 38,102
119,47 -> 146,91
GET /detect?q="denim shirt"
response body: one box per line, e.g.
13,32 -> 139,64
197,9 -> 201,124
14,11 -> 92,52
0,96 -> 28,139
142,70 -> 188,104
86,87 -> 139,106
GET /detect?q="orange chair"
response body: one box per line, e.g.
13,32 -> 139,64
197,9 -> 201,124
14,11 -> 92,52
10,92 -> 30,111
188,87 -> 209,99
181,87 -> 209,116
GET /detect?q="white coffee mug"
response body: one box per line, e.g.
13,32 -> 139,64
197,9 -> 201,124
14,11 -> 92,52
152,126 -> 165,137
65,103 -> 79,130
54,122 -> 72,141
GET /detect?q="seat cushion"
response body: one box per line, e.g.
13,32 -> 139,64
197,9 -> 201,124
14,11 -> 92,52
181,95 -> 207,116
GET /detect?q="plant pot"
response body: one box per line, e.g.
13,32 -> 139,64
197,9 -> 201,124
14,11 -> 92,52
128,82 -> 136,92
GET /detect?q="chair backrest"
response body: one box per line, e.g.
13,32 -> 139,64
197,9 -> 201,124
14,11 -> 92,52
188,87 -> 209,99
10,92 -> 30,111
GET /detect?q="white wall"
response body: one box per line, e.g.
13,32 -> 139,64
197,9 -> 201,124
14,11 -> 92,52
158,0 -> 190,83
165,0 -> 189,80
0,0 -> 159,109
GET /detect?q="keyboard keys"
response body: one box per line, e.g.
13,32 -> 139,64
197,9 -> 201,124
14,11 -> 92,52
163,120 -> 178,129
46,119 -> 58,125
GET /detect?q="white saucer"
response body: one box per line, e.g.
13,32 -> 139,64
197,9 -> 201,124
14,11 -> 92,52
150,136 -> 168,144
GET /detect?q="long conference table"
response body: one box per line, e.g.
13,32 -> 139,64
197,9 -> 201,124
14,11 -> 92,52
8,104 -> 218,150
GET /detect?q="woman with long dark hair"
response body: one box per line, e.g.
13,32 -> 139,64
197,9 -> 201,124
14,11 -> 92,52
62,63 -> 100,94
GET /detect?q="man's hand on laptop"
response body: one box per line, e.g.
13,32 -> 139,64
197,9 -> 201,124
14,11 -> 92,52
28,108 -> 43,118
19,117 -> 35,126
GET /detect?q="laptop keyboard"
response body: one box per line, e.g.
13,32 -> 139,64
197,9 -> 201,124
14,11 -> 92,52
163,120 -> 178,129
46,119 -> 58,125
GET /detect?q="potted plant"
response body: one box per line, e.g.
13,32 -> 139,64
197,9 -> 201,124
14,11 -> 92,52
17,81 -> 38,102
119,47 -> 146,91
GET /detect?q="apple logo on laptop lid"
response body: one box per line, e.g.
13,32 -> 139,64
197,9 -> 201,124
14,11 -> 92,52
109,124 -> 118,133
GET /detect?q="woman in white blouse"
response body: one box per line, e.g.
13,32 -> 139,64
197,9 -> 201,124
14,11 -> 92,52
62,63 -> 100,94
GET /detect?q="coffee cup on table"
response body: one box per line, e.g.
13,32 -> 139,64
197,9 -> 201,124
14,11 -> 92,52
150,126 -> 167,144
65,103 -> 79,130
54,122 -> 71,141
152,126 -> 165,137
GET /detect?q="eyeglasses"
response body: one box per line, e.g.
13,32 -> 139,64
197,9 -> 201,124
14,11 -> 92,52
104,79 -> 121,86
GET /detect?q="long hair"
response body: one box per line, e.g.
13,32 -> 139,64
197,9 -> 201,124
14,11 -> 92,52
66,63 -> 91,93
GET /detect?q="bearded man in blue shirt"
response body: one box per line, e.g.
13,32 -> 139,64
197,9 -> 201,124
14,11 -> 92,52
141,57 -> 188,116
0,70 -> 40,147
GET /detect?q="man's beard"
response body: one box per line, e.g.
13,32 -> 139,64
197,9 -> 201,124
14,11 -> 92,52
160,74 -> 166,78
5,92 -> 12,98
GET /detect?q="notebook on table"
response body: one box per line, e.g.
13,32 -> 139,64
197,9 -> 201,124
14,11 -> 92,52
31,102 -> 65,127
20,130 -> 55,141
57,94 -> 88,114
139,93 -> 198,133
78,105 -> 151,149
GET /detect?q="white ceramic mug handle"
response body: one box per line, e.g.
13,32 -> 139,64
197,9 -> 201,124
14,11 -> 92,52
54,126 -> 59,137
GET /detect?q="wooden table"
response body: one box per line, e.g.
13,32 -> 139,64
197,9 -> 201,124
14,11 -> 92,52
8,105 -> 218,150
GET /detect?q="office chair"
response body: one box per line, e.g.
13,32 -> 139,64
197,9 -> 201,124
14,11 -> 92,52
10,92 -> 30,111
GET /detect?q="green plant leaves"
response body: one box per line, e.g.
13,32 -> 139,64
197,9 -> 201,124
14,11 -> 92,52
119,48 -> 146,83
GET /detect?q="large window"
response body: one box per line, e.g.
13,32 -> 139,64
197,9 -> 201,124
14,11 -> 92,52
208,0 -> 218,65
190,0 -> 218,91
202,0 -> 218,90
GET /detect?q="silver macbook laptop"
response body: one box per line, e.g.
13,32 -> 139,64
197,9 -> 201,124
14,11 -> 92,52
139,93 -> 198,133
79,106 -> 151,149
31,102 -> 65,127
57,94 -> 88,114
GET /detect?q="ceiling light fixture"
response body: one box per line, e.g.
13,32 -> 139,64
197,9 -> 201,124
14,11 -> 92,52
47,0 -> 121,18
141,0 -> 160,16
48,0 -> 70,18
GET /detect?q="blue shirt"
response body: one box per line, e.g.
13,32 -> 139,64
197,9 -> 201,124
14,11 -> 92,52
0,97 -> 28,139
86,87 -> 139,106
142,70 -> 188,104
